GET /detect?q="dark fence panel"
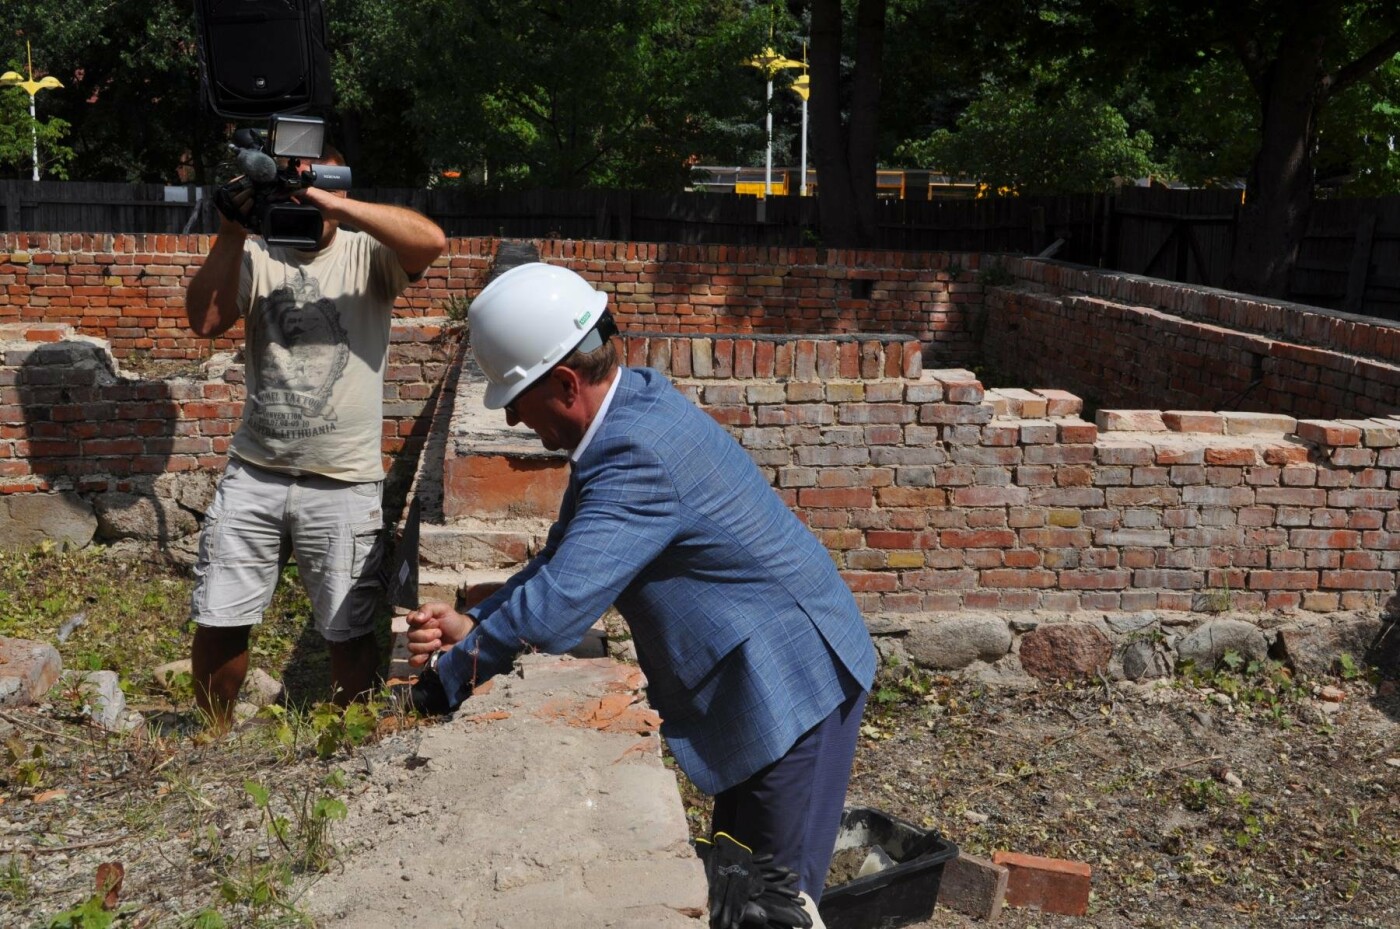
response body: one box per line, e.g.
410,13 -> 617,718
1111,187 -> 1240,289
7,179 -> 1400,318
1292,196 -> 1400,321
0,180 -> 208,235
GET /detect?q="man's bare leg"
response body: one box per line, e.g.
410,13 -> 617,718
328,632 -> 381,706
191,624 -> 251,729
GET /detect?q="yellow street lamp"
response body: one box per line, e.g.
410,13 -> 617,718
2,42 -> 64,181
744,46 -> 803,197
790,45 -> 810,197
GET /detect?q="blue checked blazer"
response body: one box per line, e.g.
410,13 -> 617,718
437,366 -> 876,795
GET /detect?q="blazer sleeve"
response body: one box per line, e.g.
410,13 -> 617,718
435,442 -> 681,701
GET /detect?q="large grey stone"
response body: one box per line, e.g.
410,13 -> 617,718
243,668 -> 285,708
1176,618 -> 1269,670
94,492 -> 197,542
0,493 -> 97,551
1274,615 -> 1384,677
1121,638 -> 1175,681
1105,611 -> 1160,634
154,470 -> 220,515
0,637 -> 62,706
57,669 -> 141,732
905,614 -> 1012,670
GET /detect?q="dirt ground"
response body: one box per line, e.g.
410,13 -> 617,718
0,546 -> 1396,927
840,667 -> 1400,929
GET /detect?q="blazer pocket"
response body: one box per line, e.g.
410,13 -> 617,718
670,630 -> 749,691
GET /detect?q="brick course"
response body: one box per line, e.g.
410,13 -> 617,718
612,337 -> 1400,615
6,237 -> 1400,615
0,320 -> 460,498
1,234 -> 979,364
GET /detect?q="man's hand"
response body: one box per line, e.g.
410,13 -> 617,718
291,183 -> 347,216
214,176 -> 254,229
405,602 -> 475,668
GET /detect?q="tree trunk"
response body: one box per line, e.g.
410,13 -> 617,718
810,0 -> 886,248
1225,23 -> 1327,298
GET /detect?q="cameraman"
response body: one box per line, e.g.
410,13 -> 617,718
186,146 -> 446,729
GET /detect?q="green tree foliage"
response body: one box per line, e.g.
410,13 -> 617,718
3,2 -> 222,183
889,0 -> 1400,296
330,0 -> 770,189
0,75 -> 75,180
899,80 -> 1157,194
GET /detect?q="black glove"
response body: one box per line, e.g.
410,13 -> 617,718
749,853 -> 812,929
214,176 -> 253,228
407,662 -> 453,716
695,832 -> 765,929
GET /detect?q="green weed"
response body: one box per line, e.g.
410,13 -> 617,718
870,660 -> 935,712
441,294 -> 471,321
310,701 -> 378,760
1180,776 -> 1225,811
0,855 -> 32,904
4,736 -> 48,790
244,775 -> 348,874
45,897 -> 125,928
0,545 -> 319,703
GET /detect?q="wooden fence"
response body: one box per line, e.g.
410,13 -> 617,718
3,179 -> 1399,319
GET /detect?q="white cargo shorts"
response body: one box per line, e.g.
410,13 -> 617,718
191,458 -> 386,642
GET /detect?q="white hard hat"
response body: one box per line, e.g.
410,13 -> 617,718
469,263 -> 610,410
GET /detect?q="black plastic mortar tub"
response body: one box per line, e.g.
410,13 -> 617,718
819,806 -> 958,929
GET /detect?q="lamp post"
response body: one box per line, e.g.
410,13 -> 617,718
744,46 -> 803,197
1,42 -> 64,182
791,66 -> 810,196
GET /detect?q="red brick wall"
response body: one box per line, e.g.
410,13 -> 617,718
0,320 -> 461,497
620,335 -> 1399,615
0,234 -> 981,364
8,233 -> 1399,425
985,257 -> 1400,419
0,233 -> 479,361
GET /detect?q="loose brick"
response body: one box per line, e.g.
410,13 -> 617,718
1035,388 -> 1082,417
1163,410 -> 1224,433
1097,409 -> 1167,432
938,853 -> 1008,922
1296,419 -> 1362,447
1221,411 -> 1297,435
991,851 -> 1091,916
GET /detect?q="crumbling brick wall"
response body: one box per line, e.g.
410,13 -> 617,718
620,334 -> 1399,616
982,257 -> 1400,420
0,234 -> 980,365
0,321 -> 460,546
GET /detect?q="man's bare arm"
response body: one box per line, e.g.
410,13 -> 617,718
301,189 -> 447,277
186,219 -> 248,338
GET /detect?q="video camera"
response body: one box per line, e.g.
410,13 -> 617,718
194,1 -> 344,248
217,113 -> 351,249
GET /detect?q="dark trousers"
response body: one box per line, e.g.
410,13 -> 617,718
710,688 -> 868,903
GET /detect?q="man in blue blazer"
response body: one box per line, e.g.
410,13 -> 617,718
406,263 -> 876,919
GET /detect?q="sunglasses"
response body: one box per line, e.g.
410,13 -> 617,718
504,368 -> 552,418
504,312 -> 617,417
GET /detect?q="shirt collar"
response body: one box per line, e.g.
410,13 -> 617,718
570,367 -> 621,464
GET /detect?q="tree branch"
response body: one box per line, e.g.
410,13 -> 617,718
1326,28 -> 1400,98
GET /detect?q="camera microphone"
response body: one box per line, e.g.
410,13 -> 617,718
236,146 -> 279,184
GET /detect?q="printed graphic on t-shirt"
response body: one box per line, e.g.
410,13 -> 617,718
246,269 -> 350,442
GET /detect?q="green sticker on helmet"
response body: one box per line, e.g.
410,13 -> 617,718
576,310 -> 593,329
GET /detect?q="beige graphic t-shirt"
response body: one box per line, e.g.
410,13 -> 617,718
229,229 -> 411,483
